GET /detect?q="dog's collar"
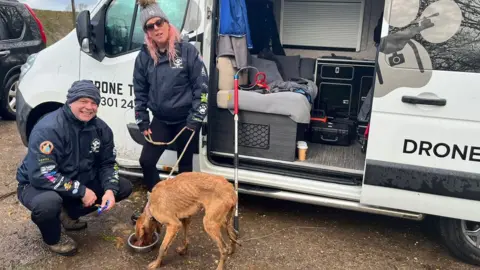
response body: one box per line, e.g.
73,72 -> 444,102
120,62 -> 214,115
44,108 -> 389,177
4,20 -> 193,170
145,201 -> 154,220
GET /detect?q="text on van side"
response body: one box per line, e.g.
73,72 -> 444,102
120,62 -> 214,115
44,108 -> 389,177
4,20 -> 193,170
403,139 -> 480,162
92,80 -> 134,109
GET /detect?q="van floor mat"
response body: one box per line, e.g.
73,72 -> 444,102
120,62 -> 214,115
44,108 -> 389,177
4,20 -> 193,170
305,143 -> 366,171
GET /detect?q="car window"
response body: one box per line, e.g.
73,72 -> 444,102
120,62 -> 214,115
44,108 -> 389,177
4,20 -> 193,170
0,4 -> 25,41
104,0 -> 189,57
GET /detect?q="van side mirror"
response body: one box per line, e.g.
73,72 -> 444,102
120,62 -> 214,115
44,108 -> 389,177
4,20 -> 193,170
76,10 -> 93,54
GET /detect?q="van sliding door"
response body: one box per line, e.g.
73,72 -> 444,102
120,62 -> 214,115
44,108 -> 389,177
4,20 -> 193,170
361,0 -> 480,222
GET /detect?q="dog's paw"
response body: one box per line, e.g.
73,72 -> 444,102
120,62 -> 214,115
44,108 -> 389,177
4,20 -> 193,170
147,260 -> 161,269
175,246 -> 188,256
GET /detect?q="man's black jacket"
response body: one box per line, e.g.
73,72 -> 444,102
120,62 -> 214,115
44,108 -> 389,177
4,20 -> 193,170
133,41 -> 209,132
16,105 -> 120,198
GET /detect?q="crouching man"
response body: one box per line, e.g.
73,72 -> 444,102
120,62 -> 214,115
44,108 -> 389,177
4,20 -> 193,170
15,80 -> 133,256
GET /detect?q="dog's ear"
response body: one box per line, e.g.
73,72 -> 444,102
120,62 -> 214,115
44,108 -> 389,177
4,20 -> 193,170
134,213 -> 147,246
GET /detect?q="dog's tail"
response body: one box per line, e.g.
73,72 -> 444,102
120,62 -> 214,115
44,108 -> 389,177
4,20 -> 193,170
226,205 -> 242,246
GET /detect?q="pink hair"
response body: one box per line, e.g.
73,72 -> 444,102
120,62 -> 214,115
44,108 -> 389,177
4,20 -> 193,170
145,24 -> 181,65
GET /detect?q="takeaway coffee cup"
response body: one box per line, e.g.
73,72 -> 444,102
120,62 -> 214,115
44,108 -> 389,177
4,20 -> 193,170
297,141 -> 308,161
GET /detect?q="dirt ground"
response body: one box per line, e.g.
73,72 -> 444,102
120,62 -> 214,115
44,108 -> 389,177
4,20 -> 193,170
0,119 -> 478,270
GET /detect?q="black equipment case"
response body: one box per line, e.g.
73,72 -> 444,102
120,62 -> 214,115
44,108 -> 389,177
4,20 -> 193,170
314,57 -> 375,119
309,117 -> 355,146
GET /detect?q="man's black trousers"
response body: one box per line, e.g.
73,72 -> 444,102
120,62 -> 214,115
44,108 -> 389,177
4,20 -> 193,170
17,177 -> 132,245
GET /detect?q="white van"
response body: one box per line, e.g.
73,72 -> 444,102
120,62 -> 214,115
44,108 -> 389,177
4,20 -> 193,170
16,0 -> 480,266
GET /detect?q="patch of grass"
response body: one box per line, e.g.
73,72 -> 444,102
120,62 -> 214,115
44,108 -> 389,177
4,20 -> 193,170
33,9 -> 76,47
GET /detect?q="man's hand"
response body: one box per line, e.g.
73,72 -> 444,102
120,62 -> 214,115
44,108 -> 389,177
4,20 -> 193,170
82,188 -> 97,207
143,128 -> 152,136
101,190 -> 116,211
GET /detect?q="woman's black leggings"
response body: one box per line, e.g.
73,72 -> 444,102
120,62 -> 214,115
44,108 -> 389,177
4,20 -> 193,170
139,117 -> 196,191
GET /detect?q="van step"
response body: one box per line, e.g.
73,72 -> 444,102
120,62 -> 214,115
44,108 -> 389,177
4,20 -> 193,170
209,153 -> 362,186
237,183 -> 425,221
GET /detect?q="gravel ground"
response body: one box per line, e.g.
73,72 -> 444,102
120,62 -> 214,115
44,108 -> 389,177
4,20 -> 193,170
0,119 -> 477,270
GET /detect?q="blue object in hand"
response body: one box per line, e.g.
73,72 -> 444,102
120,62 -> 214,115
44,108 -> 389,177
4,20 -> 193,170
97,200 -> 109,214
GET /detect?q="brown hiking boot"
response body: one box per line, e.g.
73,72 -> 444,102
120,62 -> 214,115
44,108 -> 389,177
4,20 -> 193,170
47,233 -> 78,256
60,208 -> 87,231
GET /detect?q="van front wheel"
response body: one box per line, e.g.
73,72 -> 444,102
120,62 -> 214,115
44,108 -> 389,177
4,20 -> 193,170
438,217 -> 480,266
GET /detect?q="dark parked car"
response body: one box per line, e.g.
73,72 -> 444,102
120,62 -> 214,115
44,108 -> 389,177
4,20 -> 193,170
0,0 -> 46,120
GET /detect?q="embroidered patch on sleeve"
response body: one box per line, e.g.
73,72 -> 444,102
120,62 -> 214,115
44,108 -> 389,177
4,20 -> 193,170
192,116 -> 203,122
72,181 -> 80,194
64,181 -> 73,191
198,103 -> 207,115
39,141 -> 54,155
201,93 -> 208,103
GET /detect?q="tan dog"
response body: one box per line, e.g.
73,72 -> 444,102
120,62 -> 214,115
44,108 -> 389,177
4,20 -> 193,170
135,172 -> 240,270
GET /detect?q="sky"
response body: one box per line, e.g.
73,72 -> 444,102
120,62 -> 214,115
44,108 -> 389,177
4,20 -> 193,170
18,0 -> 99,11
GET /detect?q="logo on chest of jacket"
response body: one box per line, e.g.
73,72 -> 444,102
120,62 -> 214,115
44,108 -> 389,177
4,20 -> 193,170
172,56 -> 184,69
90,138 -> 101,154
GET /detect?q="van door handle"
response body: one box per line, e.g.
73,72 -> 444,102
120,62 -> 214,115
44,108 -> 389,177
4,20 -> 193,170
0,50 -> 10,56
402,95 -> 447,106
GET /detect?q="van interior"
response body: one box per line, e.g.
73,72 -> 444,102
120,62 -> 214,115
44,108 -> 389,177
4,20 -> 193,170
207,0 -> 385,184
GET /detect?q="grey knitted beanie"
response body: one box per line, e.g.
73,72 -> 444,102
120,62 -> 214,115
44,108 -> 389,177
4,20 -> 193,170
138,0 -> 169,31
66,80 -> 101,105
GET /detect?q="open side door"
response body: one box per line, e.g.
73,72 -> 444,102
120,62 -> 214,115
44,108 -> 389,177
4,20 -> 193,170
361,0 -> 480,222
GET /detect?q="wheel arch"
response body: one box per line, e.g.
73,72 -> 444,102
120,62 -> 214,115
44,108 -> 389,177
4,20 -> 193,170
25,101 -> 63,142
2,66 -> 22,89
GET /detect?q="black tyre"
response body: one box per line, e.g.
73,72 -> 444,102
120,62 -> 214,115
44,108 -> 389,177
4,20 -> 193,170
438,217 -> 480,266
0,73 -> 19,120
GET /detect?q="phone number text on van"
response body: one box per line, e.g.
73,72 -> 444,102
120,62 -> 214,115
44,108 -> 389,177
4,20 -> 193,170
92,80 -> 135,109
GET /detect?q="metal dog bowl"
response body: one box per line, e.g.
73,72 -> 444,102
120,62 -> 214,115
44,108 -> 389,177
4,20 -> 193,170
127,232 -> 160,253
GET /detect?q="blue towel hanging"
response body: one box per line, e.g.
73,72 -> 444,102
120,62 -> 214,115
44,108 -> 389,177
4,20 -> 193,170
219,0 -> 253,49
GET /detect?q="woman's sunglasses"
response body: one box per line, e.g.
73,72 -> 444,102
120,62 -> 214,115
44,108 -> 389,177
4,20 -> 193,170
144,18 -> 167,31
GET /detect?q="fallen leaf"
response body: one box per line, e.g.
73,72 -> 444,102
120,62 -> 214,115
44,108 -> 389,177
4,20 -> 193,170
115,237 -> 125,249
102,235 -> 117,242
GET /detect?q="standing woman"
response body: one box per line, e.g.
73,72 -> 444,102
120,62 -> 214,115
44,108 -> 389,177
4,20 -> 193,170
133,0 -> 209,193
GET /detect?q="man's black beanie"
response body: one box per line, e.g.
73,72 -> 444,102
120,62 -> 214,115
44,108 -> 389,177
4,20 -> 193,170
66,80 -> 101,105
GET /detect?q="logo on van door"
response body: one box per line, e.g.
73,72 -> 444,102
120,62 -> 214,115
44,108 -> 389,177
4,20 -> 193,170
375,0 -> 464,98
403,139 -> 480,162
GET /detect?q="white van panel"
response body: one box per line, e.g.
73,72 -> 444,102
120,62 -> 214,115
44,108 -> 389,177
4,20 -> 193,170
362,0 -> 480,222
19,31 -> 80,106
362,186 -> 480,223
